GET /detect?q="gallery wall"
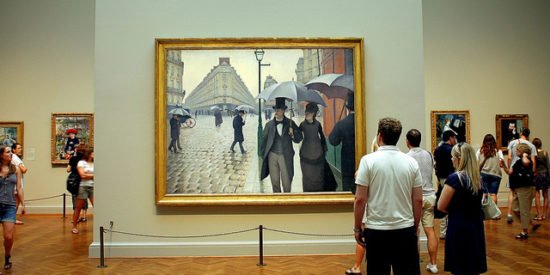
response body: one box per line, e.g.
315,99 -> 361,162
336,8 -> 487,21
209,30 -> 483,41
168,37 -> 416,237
0,0 -> 95,213
423,0 -> 550,203
92,0 -> 425,256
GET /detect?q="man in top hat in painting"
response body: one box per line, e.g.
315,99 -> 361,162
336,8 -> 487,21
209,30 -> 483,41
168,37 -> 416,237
260,98 -> 303,193
329,91 -> 356,193
64,128 -> 80,159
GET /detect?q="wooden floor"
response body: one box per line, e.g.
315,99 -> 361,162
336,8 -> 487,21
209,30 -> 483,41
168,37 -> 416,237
7,212 -> 550,274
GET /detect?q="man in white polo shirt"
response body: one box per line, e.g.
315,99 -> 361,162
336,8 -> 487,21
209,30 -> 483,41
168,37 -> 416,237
354,117 -> 423,275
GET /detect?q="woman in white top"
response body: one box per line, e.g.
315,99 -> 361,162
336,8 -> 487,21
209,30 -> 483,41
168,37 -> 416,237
72,147 -> 94,234
476,134 -> 505,206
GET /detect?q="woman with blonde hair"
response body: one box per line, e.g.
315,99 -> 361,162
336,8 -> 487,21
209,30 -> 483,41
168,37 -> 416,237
438,143 -> 487,274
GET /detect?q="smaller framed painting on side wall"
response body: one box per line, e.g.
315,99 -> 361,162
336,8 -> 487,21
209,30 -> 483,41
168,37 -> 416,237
495,114 -> 528,153
430,110 -> 470,153
0,122 -> 24,149
51,113 -> 94,165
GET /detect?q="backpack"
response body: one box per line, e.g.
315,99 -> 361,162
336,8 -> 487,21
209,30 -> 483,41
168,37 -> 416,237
509,160 -> 534,189
66,172 -> 81,195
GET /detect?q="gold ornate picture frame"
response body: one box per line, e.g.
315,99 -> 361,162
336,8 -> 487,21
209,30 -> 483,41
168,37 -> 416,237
495,114 -> 528,153
51,113 -> 94,165
430,110 -> 470,152
0,121 -> 24,149
155,38 -> 366,206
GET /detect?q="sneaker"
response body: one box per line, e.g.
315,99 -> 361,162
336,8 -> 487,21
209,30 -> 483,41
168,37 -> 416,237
515,232 -> 528,239
439,233 -> 445,240
426,263 -> 438,273
507,215 -> 513,224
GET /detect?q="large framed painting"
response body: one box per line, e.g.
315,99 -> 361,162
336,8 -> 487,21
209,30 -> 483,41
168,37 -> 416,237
495,114 -> 528,153
51,113 -> 94,165
155,38 -> 366,206
430,110 -> 470,152
0,122 -> 24,149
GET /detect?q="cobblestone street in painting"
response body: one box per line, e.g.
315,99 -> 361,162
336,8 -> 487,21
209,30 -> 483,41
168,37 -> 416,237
166,113 -> 309,194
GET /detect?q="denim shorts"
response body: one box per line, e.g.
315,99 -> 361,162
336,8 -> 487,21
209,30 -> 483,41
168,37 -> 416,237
481,173 -> 501,194
77,185 -> 94,200
0,203 -> 16,223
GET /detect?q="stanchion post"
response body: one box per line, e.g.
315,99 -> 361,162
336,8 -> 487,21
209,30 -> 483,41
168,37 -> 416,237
62,193 -> 66,219
257,224 -> 265,266
97,226 -> 108,268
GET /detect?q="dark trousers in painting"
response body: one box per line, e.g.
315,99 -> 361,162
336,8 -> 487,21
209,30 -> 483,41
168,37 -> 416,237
364,226 -> 420,275
230,141 -> 245,153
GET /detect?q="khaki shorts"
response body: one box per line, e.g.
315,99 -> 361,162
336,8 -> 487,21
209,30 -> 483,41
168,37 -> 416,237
421,194 -> 436,228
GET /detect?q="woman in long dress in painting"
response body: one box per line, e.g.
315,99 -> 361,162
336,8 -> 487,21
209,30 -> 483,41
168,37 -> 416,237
299,103 -> 327,192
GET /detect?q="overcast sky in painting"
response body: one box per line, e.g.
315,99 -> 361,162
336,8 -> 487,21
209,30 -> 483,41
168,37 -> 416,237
180,49 -> 303,100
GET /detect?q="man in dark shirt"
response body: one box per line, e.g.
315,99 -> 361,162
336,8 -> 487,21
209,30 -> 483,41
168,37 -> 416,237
329,92 -> 356,193
433,129 -> 457,239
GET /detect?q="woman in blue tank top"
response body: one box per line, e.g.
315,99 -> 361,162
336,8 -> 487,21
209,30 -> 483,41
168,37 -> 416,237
0,145 -> 25,270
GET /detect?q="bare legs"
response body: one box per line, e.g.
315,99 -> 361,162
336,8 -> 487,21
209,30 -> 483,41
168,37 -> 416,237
423,227 -> 438,268
72,196 -> 94,234
535,189 -> 548,220
2,221 -> 15,269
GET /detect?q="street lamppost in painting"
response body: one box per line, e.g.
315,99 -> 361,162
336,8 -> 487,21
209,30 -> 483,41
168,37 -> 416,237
254,49 -> 270,157
155,38 -> 366,206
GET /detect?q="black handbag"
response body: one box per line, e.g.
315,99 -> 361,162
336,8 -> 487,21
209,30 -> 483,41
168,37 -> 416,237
434,183 -> 446,219
66,172 -> 81,195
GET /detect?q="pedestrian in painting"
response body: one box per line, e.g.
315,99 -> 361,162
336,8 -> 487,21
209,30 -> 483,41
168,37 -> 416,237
299,103 -> 327,192
64,128 -> 79,159
230,110 -> 246,154
329,91 -> 355,193
437,142 -> 487,274
0,145 -> 25,271
214,110 -> 223,128
168,114 -> 181,153
10,143 -> 27,225
260,98 -> 303,193
354,117 -> 423,275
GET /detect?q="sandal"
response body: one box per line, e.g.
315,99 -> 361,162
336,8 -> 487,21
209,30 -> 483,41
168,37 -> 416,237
345,267 -> 361,275
71,228 -> 79,234
4,256 -> 11,270
534,216 -> 543,221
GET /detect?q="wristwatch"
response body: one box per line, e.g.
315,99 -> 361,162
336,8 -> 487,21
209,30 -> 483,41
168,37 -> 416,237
353,228 -> 362,233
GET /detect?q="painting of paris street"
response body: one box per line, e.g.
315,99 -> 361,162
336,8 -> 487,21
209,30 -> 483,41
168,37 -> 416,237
164,46 -> 358,195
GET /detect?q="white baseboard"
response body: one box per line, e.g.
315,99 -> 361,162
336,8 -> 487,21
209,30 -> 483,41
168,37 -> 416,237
88,238 -> 429,258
